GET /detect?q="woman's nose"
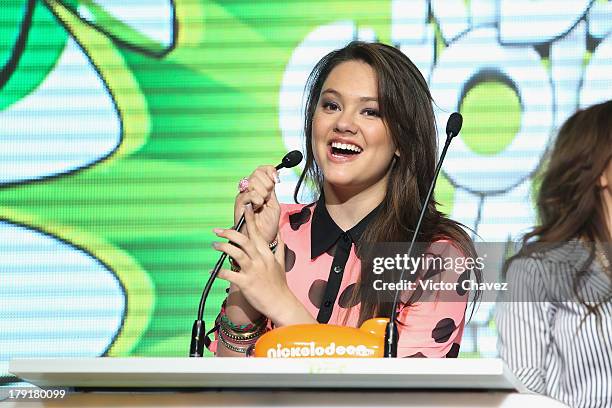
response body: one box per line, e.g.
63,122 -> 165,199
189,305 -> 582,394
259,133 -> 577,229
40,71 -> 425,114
334,110 -> 358,134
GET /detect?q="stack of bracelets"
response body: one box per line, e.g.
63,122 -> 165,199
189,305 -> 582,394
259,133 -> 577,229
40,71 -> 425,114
221,235 -> 276,353
218,311 -> 268,355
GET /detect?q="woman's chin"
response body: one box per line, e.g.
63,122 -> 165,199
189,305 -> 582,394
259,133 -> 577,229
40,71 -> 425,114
323,174 -> 360,189
322,169 -> 390,197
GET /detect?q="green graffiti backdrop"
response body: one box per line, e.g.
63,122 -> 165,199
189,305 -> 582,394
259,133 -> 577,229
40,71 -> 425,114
2,0 -> 611,381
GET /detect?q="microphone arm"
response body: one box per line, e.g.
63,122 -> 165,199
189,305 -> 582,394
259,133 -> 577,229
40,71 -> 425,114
383,113 -> 462,357
189,150 -> 303,357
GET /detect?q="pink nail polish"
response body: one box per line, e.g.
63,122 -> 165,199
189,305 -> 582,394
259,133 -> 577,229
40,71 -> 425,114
213,228 -> 223,234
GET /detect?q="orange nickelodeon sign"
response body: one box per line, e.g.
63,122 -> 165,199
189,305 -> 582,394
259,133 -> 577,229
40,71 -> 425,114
253,318 -> 388,358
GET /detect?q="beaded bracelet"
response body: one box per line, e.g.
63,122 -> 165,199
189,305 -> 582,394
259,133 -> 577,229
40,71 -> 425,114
218,328 -> 262,353
218,332 -> 250,353
219,332 -> 262,351
220,312 -> 267,333
220,322 -> 267,342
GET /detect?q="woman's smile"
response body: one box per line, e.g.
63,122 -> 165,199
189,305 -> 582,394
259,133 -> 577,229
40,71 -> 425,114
327,138 -> 364,163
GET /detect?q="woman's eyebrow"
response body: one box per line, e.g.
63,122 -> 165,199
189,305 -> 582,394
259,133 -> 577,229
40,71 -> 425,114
321,88 -> 378,102
321,88 -> 341,98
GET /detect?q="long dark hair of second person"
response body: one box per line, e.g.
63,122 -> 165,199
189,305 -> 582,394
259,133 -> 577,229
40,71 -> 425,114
295,41 -> 480,326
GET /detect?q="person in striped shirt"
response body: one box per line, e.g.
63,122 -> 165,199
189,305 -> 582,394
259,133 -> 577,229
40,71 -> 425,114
497,100 -> 612,408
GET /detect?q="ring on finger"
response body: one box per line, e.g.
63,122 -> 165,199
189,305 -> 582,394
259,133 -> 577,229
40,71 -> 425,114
238,177 -> 249,193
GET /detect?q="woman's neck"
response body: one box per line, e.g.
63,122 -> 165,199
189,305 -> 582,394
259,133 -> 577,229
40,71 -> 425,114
322,177 -> 387,231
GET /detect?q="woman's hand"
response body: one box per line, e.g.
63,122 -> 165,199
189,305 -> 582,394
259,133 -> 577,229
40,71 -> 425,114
213,204 -> 315,327
234,165 -> 280,245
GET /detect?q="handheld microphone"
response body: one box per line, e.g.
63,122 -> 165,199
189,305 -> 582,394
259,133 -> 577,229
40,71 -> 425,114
280,150 -> 303,170
189,150 -> 303,357
383,112 -> 463,357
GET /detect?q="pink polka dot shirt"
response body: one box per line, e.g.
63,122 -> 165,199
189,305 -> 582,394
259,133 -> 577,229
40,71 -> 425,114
210,197 -> 470,358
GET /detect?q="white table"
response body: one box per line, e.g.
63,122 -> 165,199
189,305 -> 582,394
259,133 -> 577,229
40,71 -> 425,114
5,358 -> 568,407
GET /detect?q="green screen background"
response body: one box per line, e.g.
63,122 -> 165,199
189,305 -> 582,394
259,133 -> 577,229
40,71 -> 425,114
1,0 -> 610,381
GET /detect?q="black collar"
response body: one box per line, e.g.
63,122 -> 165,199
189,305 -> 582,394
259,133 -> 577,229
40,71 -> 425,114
310,195 -> 381,259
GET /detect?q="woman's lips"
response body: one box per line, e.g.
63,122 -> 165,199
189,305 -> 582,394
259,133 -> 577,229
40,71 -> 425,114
327,145 -> 361,163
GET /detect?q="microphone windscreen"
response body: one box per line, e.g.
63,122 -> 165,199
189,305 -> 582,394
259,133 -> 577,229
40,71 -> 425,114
446,112 -> 463,137
281,150 -> 303,169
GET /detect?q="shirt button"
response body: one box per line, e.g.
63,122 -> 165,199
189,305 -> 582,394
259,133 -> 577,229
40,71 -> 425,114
324,300 -> 332,307
333,265 -> 343,273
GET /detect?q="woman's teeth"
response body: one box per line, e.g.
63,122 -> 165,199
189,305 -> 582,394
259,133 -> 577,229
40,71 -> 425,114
330,142 -> 362,155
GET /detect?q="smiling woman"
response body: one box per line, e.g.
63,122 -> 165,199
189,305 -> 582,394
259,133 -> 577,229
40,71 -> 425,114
208,41 -> 479,358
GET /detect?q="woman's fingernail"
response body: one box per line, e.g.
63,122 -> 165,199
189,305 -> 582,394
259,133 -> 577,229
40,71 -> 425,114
213,228 -> 223,234
245,203 -> 252,210
211,242 -> 219,249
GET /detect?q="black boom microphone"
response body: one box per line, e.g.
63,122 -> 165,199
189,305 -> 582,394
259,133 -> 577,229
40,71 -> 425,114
189,150 -> 303,357
383,112 -> 463,357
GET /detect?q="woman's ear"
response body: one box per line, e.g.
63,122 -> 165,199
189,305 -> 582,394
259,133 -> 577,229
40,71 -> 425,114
394,149 -> 400,158
600,171 -> 609,189
600,160 -> 612,189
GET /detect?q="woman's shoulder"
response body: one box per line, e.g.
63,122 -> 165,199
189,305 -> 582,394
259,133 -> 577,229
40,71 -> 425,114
508,240 -> 588,271
427,237 -> 469,259
505,239 -> 596,291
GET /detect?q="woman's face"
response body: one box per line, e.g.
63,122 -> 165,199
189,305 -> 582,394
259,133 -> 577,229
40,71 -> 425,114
312,60 -> 398,192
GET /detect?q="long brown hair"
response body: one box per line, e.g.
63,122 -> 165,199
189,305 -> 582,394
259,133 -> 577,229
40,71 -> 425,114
294,41 -> 478,325
507,99 -> 612,316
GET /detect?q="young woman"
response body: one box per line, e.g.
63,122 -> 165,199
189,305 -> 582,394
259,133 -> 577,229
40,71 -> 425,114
210,41 -> 476,358
496,100 -> 612,407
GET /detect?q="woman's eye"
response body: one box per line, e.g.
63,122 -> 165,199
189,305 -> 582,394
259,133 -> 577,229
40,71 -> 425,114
363,108 -> 380,117
322,101 -> 339,111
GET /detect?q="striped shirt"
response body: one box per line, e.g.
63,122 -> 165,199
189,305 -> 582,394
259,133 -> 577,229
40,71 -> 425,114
496,241 -> 612,408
